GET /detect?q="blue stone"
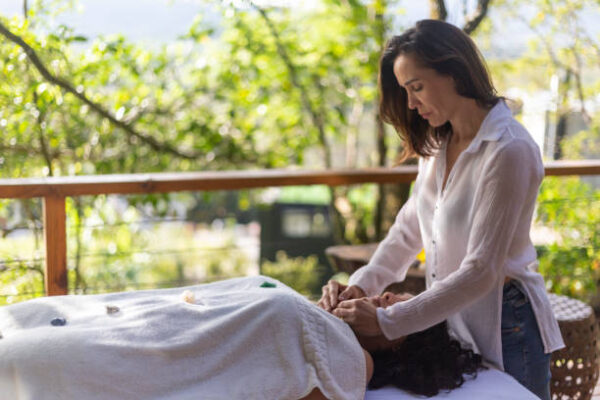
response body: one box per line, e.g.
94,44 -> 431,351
51,317 -> 67,326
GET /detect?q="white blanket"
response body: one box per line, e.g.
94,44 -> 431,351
0,276 -> 365,400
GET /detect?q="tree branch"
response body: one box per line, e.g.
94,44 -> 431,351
33,92 -> 54,176
250,4 -> 332,168
516,14 -> 588,119
429,0 -> 448,20
0,20 -> 202,160
462,0 -> 492,35
572,45 -> 589,122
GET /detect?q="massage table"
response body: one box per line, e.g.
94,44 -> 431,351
365,368 -> 537,399
0,276 -> 538,399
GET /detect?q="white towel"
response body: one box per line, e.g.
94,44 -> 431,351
0,276 -> 365,400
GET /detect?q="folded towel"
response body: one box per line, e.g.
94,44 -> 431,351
0,276 -> 365,400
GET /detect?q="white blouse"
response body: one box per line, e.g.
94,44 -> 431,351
349,101 -> 564,369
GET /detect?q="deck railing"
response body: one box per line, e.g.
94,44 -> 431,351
1,159 -> 599,296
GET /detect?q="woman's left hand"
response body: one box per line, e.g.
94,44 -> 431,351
332,298 -> 382,337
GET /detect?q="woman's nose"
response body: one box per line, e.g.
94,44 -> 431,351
407,93 -> 419,110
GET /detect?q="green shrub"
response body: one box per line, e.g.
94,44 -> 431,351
260,251 -> 324,298
536,177 -> 600,304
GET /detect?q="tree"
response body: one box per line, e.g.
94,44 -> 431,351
477,0 -> 600,304
0,0 -> 494,299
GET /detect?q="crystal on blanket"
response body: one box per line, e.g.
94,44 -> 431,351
106,305 -> 120,314
181,290 -> 195,304
51,317 -> 67,326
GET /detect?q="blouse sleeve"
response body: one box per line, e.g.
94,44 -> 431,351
348,177 -> 424,297
376,138 -> 543,339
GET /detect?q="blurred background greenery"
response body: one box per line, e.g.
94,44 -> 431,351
0,0 -> 599,308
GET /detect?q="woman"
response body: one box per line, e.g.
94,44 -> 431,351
318,19 -> 564,400
0,275 -> 483,399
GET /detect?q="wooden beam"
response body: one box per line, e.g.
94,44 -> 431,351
543,160 -> 600,176
43,195 -> 68,296
0,167 -> 419,198
0,161 -> 598,200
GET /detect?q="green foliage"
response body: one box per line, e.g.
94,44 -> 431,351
1,0 -> 599,305
561,125 -> 600,160
261,251 -> 322,297
1,0 -> 399,300
0,259 -> 44,305
479,0 -> 600,304
536,177 -> 600,302
63,195 -> 252,294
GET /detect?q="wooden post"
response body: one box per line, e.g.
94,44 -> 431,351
43,195 -> 68,296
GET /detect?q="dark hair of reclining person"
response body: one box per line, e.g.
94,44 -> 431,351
352,292 -> 484,397
368,320 -> 483,397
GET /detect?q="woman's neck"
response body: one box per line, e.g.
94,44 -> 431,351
449,98 -> 491,145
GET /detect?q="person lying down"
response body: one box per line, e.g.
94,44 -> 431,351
0,276 -> 482,400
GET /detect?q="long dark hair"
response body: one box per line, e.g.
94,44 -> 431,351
379,19 -> 500,161
368,321 -> 484,397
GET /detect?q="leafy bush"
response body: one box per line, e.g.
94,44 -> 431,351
260,251 -> 323,298
536,176 -> 600,304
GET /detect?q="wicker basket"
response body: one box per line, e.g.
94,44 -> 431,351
549,293 -> 599,400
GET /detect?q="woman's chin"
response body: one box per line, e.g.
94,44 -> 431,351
427,118 -> 445,128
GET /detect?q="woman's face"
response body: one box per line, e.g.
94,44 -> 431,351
355,292 -> 413,352
392,53 -> 459,127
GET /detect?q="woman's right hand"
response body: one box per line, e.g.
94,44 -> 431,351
317,280 -> 365,312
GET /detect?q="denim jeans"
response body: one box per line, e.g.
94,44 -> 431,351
502,280 -> 551,400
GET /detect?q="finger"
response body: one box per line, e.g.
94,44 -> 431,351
332,307 -> 353,322
336,299 -> 358,309
320,284 -> 333,310
327,281 -> 340,309
316,298 -> 327,310
338,288 -> 349,301
342,285 -> 365,301
319,293 -> 332,311
338,286 -> 354,301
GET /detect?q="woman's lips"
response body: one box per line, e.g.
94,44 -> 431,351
420,112 -> 431,119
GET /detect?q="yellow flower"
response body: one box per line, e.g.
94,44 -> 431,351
416,249 -> 426,263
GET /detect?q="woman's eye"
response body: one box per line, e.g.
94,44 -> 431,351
412,85 -> 423,92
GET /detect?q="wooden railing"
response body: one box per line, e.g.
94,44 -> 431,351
1,160 -> 599,297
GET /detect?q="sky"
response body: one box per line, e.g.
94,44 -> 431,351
0,0 -> 548,62
0,0 -> 216,44
0,1 -> 598,57
0,0 -> 441,45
